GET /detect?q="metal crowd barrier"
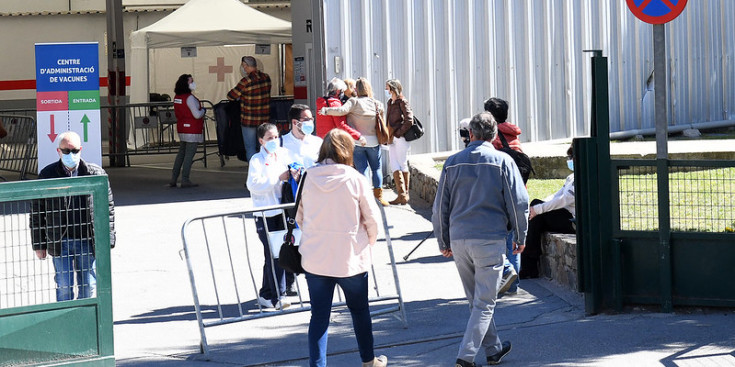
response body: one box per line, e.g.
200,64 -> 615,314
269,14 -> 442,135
0,115 -> 38,181
104,101 -> 218,167
181,201 -> 408,356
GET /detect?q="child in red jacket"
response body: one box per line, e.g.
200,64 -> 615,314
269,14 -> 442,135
485,97 -> 524,153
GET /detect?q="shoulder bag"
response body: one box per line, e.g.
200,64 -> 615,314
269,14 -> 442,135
403,116 -> 424,142
373,100 -> 390,145
278,171 -> 307,274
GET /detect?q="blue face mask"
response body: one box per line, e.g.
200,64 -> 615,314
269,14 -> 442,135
384,90 -> 392,99
264,139 -> 279,153
300,119 -> 315,135
567,159 -> 574,171
62,152 -> 81,169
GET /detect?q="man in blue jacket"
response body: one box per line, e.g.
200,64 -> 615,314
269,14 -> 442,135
432,112 -> 529,367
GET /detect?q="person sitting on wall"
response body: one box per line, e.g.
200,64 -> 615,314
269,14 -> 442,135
520,146 -> 576,279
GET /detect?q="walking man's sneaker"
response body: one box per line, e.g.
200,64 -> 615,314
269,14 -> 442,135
455,358 -> 476,367
362,354 -> 388,367
487,341 -> 512,365
498,268 -> 518,295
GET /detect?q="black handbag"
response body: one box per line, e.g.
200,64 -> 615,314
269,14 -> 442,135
278,171 -> 307,274
403,116 -> 424,142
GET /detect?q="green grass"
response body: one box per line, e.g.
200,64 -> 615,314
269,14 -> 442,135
436,165 -> 735,233
526,179 -> 565,202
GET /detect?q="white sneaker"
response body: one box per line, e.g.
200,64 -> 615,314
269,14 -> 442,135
274,297 -> 291,310
498,268 -> 518,295
362,355 -> 388,367
257,296 -> 274,309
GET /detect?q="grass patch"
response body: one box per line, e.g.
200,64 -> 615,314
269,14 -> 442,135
526,178 -> 565,201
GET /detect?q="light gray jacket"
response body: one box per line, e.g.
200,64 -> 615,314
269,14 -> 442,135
432,140 -> 530,251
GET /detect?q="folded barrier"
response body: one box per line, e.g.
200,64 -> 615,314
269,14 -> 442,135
0,115 -> 37,181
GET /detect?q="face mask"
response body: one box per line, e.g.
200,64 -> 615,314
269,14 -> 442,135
188,82 -> 196,91
240,65 -> 247,77
384,90 -> 392,99
567,159 -> 574,171
264,139 -> 278,153
300,119 -> 315,135
62,152 -> 81,169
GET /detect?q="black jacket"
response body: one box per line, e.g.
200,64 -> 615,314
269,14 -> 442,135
30,159 -> 116,256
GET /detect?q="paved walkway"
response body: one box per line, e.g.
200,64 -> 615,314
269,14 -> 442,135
105,152 -> 735,367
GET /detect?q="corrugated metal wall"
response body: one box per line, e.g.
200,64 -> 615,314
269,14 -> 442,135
320,0 -> 735,153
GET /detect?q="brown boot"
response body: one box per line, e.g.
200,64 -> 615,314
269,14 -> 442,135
389,171 -> 407,205
402,171 -> 411,202
373,188 -> 389,206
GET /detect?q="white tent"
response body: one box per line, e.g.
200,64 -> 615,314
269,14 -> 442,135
129,0 -> 292,102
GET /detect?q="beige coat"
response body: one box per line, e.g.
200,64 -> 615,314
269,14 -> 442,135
296,161 -> 381,277
322,97 -> 384,146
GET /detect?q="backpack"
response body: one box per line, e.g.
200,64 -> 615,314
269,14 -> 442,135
496,132 -> 534,184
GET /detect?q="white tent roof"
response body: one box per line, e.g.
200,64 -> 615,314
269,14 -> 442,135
130,0 -> 292,48
129,0 -> 292,102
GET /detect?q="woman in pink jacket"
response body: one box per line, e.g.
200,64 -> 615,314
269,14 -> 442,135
296,129 -> 387,367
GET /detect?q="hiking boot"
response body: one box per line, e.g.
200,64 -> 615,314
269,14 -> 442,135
362,355 -> 388,367
455,358 -> 476,367
487,341 -> 511,365
498,268 -> 518,295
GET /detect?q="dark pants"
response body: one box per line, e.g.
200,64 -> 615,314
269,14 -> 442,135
255,215 -> 286,304
520,199 -> 575,279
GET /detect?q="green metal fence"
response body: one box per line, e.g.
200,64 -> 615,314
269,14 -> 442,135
575,50 -> 735,314
0,176 -> 114,366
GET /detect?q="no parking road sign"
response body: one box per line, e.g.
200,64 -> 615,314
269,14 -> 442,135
626,0 -> 688,24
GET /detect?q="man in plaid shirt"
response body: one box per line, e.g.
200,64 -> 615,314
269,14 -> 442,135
227,56 -> 272,161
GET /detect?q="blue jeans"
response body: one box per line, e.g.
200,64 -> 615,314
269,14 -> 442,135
255,216 -> 286,304
353,145 -> 382,189
52,239 -> 96,301
241,125 -> 259,162
503,231 -> 520,293
306,272 -> 375,367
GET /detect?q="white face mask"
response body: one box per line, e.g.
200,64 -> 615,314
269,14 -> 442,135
264,139 -> 278,153
62,152 -> 81,169
240,65 -> 247,77
188,82 -> 196,91
299,119 -> 315,135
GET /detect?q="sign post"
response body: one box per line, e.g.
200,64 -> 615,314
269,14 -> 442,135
35,42 -> 102,171
626,0 -> 687,313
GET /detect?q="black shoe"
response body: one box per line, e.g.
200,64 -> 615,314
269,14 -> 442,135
487,341 -> 511,365
285,284 -> 298,297
455,359 -> 476,367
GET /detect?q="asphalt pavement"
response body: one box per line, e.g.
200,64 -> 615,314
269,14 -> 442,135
108,143 -> 735,367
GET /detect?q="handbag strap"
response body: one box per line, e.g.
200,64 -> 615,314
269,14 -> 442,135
285,171 -> 307,236
496,125 -> 511,149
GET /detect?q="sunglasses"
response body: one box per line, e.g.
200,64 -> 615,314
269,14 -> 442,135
60,148 -> 80,154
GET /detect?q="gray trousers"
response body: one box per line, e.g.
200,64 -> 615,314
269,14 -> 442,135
171,141 -> 198,183
451,238 -> 505,362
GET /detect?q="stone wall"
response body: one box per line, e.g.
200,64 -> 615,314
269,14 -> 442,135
539,233 -> 578,291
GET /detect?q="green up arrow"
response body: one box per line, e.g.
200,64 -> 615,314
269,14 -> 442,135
80,114 -> 90,142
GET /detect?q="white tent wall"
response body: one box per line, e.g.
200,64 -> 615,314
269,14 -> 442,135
148,45 -> 282,105
313,0 -> 735,154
